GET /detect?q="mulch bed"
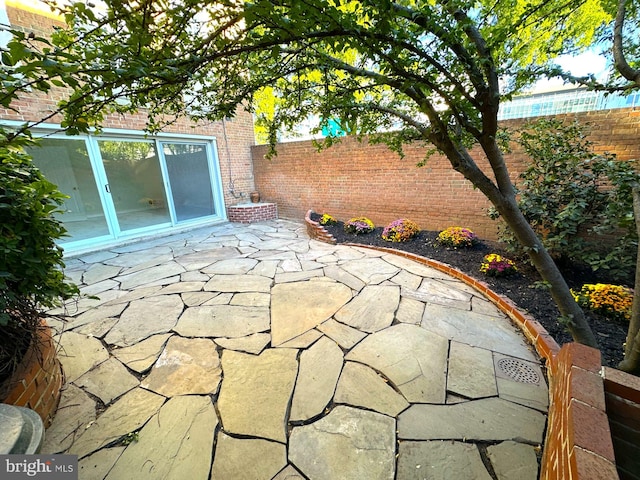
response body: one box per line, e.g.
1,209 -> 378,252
312,214 -> 629,368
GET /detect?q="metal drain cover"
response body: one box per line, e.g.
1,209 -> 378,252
497,358 -> 541,384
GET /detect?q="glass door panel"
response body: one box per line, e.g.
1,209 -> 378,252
162,143 -> 216,222
28,138 -> 110,242
98,140 -> 171,232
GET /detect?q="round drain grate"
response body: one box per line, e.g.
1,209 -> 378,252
497,358 -> 540,384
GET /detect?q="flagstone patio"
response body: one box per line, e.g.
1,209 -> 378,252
43,219 -> 548,479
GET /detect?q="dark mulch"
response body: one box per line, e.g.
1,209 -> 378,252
313,214 -> 629,368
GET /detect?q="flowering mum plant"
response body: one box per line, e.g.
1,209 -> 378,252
382,219 -> 420,242
480,254 -> 518,277
344,216 -> 375,234
319,213 -> 337,226
571,283 -> 633,322
437,226 -> 478,248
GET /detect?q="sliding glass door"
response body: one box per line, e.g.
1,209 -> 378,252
97,140 -> 171,233
162,142 -> 216,222
27,132 -> 224,250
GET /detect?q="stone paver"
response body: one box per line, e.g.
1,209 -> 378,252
289,405 -> 396,480
106,396 -> 217,480
49,219 -> 549,479
141,336 -> 221,397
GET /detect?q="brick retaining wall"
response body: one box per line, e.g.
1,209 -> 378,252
255,108 -> 640,240
0,324 -> 63,428
227,203 -> 278,223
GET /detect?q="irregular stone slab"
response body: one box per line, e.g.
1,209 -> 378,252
346,324 -> 448,403
79,447 -> 125,480
280,257 -> 302,272
494,354 -> 548,412
174,305 -> 270,338
180,271 -> 210,282
69,388 -> 165,459
339,257 -> 399,284
395,298 -> 424,325
277,329 -> 323,348
56,331 -> 109,382
74,318 -> 118,338
76,358 -> 139,404
79,250 -> 119,264
472,295 -> 504,316
181,291 -> 219,307
447,342 -> 497,399
335,362 -> 409,417
204,274 -> 271,293
104,286 -> 163,305
210,433 -> 286,480
41,385 -> 96,454
271,282 -> 352,346
487,441 -> 539,480
230,292 -> 271,307
323,265 -> 365,292
106,395 -> 217,480
66,304 -> 126,330
317,319 -> 366,350
382,254 -> 453,279
141,336 -> 221,397
218,349 -> 298,442
274,270 -> 323,284
421,304 -> 538,361
389,269 -> 422,290
201,258 -> 259,274
289,405 -> 395,480
143,275 -> 180,288
273,465 -> 305,479
397,397 -> 546,444
335,285 -> 399,333
402,278 -> 472,309
214,333 -> 271,355
80,279 -> 119,297
155,281 -> 205,295
174,246 -> 241,270
112,333 -> 172,373
83,263 -> 122,285
290,337 -> 343,421
202,293 -> 233,305
117,261 -> 186,290
397,441 -> 491,480
249,260 -> 279,278
104,295 -> 183,347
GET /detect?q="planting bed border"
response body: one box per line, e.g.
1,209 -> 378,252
305,209 -> 621,480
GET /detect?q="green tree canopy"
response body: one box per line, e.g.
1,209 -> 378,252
1,0 -> 622,348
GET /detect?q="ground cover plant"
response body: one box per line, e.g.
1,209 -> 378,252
312,213 -> 629,368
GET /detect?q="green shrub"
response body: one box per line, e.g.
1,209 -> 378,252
0,132 -> 79,323
437,226 -> 478,248
344,217 -> 374,234
491,119 -> 639,282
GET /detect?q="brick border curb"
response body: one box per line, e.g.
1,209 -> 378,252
305,210 -> 337,245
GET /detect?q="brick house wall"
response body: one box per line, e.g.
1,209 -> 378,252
252,108 -> 640,239
2,1 -> 257,209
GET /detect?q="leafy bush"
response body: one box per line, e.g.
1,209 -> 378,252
344,217 -> 374,234
319,213 -> 337,226
491,119 -> 639,282
437,226 -> 478,248
382,219 -> 420,242
1,133 -> 79,380
571,283 -> 633,322
480,254 -> 518,277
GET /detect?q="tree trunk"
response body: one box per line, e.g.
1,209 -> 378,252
618,187 -> 640,373
494,196 -> 599,347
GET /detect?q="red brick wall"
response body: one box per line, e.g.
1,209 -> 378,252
2,4 -> 257,210
253,108 -> 640,239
